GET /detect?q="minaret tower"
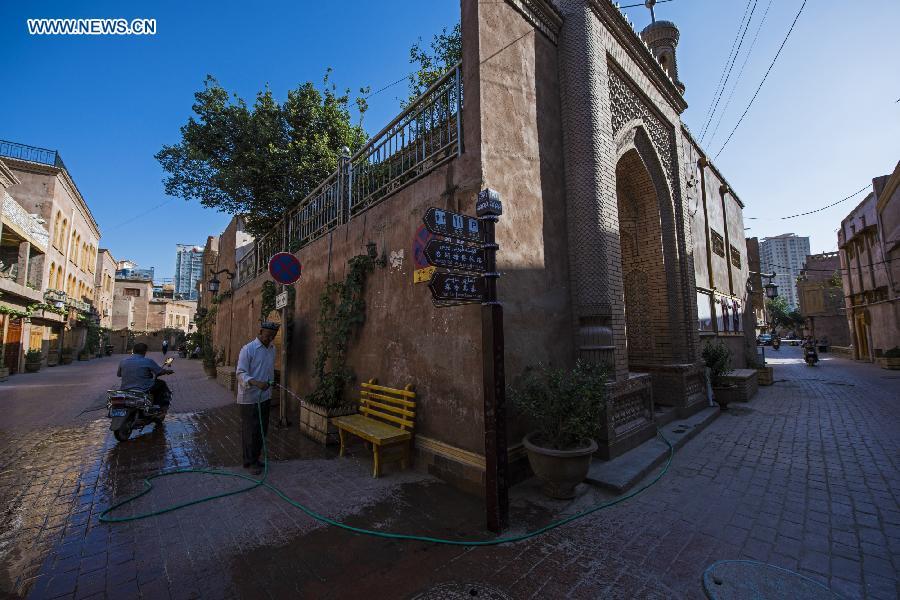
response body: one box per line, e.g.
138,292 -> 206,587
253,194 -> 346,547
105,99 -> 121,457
639,0 -> 685,94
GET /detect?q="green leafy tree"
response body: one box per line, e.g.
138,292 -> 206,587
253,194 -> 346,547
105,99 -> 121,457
405,23 -> 461,106
156,72 -> 368,237
766,296 -> 804,332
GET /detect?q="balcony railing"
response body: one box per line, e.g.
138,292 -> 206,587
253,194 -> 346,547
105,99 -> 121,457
2,192 -> 50,250
236,62 -> 463,287
0,140 -> 67,170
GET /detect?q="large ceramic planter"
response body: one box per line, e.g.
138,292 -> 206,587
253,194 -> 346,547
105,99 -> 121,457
712,384 -> 742,410
47,352 -> 60,367
77,353 -> 90,362
0,366 -> 8,382
756,366 -> 773,386
523,433 -> 598,499
299,400 -> 356,445
878,357 -> 900,370
202,363 -> 218,378
60,352 -> 74,365
24,361 -> 42,373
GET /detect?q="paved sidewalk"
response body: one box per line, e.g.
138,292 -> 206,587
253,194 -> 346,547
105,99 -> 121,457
0,346 -> 898,599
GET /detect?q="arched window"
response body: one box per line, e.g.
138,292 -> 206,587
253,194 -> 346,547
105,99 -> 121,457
61,219 -> 68,250
49,263 -> 56,289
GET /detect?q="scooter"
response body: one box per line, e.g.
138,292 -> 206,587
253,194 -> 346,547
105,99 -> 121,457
106,357 -> 174,442
804,345 -> 819,367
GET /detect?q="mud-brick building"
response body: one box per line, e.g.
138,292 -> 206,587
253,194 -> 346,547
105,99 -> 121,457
205,0 -> 755,492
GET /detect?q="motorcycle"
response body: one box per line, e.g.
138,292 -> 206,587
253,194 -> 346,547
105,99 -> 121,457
106,357 -> 174,442
804,345 -> 819,367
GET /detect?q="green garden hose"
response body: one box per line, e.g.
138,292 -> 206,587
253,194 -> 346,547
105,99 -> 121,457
100,386 -> 674,546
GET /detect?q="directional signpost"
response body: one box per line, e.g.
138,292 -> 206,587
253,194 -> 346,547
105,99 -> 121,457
424,239 -> 486,273
421,189 -> 508,533
422,207 -> 482,243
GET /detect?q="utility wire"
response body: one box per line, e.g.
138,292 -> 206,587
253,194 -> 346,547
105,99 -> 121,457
700,0 -> 758,143
698,0 -> 755,144
707,0 -> 774,146
714,0 -> 808,159
617,0 -> 675,9
744,184 -> 870,221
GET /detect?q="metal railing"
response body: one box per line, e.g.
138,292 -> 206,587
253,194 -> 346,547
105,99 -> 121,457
236,62 -> 463,287
2,192 -> 51,250
0,140 -> 67,170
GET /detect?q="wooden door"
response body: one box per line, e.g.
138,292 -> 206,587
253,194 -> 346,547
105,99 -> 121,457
5,319 -> 22,374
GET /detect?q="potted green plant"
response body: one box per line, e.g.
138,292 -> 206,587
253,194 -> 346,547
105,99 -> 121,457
703,341 -> 737,409
60,347 -> 74,364
46,349 -> 60,367
509,361 -> 606,499
77,348 -> 90,361
24,349 -> 43,373
880,347 -> 900,370
0,352 -> 8,381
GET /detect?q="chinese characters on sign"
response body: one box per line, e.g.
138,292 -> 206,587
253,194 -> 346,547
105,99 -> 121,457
428,272 -> 485,303
424,239 -> 486,273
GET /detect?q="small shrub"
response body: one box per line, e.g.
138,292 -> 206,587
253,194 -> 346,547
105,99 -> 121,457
702,341 -> 733,386
25,349 -> 42,361
509,361 -> 607,451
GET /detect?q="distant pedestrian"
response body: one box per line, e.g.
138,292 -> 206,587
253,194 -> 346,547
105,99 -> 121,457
162,339 -> 169,356
236,322 -> 278,475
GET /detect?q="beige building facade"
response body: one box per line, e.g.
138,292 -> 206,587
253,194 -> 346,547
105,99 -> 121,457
94,249 -> 117,329
839,162 -> 900,361
147,299 -> 197,333
112,276 -> 153,331
1,141 -> 101,374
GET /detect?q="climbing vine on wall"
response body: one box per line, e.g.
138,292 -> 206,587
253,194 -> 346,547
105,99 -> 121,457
307,254 -> 374,408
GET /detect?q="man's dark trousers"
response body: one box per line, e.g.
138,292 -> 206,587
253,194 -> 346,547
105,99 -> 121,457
241,400 -> 271,466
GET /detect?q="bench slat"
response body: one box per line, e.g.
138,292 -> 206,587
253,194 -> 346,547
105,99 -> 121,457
361,390 -> 416,408
361,397 -> 415,418
360,406 -> 414,429
333,414 -> 411,445
361,382 -> 416,399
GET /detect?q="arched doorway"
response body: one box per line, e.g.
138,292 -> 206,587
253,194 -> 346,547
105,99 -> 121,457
615,148 -> 673,370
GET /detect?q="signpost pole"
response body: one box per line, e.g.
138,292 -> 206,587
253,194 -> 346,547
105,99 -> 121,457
277,283 -> 290,428
478,191 -> 508,533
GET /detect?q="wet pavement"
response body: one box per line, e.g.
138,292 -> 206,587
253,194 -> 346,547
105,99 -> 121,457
1,348 -> 898,599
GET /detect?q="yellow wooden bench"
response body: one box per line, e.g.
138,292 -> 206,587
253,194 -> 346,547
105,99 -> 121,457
332,379 -> 416,478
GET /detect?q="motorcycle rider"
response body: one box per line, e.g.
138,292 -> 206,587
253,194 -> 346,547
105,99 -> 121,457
117,343 -> 174,406
803,336 -> 819,364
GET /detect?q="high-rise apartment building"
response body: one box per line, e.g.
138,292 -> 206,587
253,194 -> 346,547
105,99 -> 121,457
174,244 -> 203,301
759,233 -> 811,310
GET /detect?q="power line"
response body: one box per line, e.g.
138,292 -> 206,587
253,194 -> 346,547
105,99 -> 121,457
745,184 -> 870,221
714,0 -> 808,159
697,0 -> 755,143
699,0 -> 758,143
706,0 -> 774,146
762,255 -> 900,273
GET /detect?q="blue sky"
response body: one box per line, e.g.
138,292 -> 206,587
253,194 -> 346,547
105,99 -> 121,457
2,1 -> 897,278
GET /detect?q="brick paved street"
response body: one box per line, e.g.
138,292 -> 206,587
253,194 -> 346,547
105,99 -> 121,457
1,347 -> 898,599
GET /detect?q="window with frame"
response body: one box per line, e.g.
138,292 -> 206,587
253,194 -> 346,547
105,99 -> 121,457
123,288 -> 141,297
711,230 -> 725,257
730,245 -> 742,269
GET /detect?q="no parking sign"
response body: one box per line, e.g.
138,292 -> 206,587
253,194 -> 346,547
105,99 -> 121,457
268,252 -> 302,285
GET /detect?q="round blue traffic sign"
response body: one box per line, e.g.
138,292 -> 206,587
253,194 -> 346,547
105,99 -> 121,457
268,252 -> 302,285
